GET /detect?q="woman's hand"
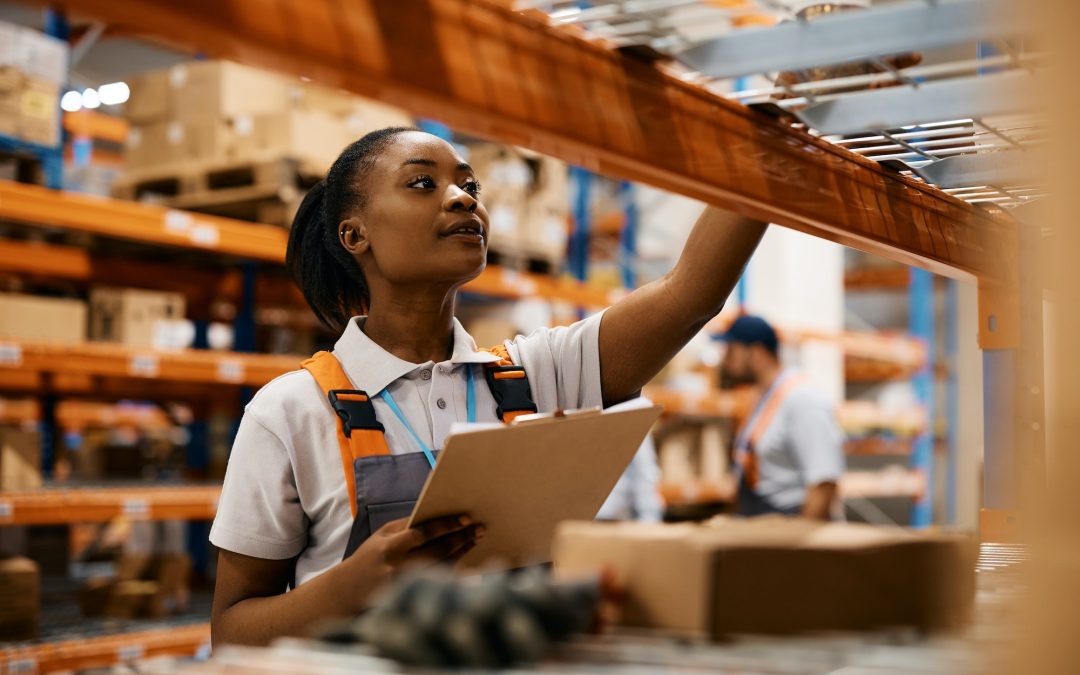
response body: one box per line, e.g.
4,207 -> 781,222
212,515 -> 484,648
348,514 -> 485,587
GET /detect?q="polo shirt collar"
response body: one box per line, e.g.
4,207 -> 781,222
333,316 -> 503,395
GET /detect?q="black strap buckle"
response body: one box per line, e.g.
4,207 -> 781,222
484,366 -> 537,419
328,389 -> 384,437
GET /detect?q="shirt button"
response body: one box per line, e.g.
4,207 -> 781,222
436,398 -> 447,410
420,369 -> 432,381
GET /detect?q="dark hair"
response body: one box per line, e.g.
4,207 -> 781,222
286,126 -> 418,333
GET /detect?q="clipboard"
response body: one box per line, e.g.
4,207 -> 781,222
407,400 -> 663,569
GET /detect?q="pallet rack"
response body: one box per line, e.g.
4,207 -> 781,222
0,0 -> 1045,669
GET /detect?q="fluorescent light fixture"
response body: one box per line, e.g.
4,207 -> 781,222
81,88 -> 101,109
98,81 -> 130,105
60,90 -> 82,112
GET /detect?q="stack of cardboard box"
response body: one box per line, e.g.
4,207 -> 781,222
466,143 -> 569,267
0,21 -> 67,148
122,60 -> 413,175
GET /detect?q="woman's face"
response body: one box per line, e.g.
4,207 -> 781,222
346,131 -> 490,290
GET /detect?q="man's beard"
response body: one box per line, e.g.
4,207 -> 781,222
720,370 -> 756,390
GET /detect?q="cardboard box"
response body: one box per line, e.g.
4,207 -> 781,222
171,61 -> 292,122
18,76 -> 60,147
13,27 -> 67,86
89,287 -> 186,348
0,557 -> 40,640
0,426 -> 42,491
252,109 -> 348,173
126,70 -> 172,124
0,293 -> 86,343
125,121 -> 189,170
553,518 -> 977,637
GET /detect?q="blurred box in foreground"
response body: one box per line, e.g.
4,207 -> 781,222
553,517 -> 976,638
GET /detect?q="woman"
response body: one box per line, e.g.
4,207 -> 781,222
210,127 -> 767,645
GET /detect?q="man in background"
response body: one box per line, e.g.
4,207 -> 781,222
720,315 -> 844,519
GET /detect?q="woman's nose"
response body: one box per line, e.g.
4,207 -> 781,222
445,185 -> 478,212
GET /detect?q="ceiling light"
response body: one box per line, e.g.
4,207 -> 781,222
60,90 -> 82,112
98,81 -> 130,105
81,88 -> 101,109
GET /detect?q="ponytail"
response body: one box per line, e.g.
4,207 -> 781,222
286,126 -> 416,333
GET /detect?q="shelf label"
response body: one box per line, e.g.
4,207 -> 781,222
0,342 -> 23,366
0,500 -> 13,521
191,223 -> 221,248
217,359 -> 245,383
129,354 -> 160,378
6,657 -> 37,673
123,498 -> 150,520
164,210 -> 193,235
118,643 -> 146,662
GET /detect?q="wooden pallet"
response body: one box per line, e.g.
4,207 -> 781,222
487,246 -> 562,277
112,156 -> 322,227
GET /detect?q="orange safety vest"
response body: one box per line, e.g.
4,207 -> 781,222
301,344 -> 536,517
735,374 -> 804,490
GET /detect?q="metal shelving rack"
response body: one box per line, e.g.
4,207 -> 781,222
0,0 -> 1045,670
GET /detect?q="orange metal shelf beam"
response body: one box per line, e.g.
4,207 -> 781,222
51,0 -> 1016,283
0,340 -> 300,388
0,485 -> 220,525
645,385 -> 927,435
0,180 -> 288,263
63,111 -> 130,145
0,180 -> 609,309
0,623 -> 210,673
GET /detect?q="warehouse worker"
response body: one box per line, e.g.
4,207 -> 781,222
209,128 -> 767,646
719,315 -> 845,519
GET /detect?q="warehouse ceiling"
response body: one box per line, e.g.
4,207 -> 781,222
521,0 -> 1044,209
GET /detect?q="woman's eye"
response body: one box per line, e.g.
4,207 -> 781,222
463,179 -> 482,196
408,176 -> 436,189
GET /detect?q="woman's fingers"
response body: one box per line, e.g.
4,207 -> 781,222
410,524 -> 486,563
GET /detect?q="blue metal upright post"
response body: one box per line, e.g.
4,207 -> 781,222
41,8 -> 68,189
909,268 -> 935,527
568,166 -> 592,285
617,181 -> 637,289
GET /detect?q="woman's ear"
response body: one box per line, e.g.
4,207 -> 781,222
339,217 -> 369,255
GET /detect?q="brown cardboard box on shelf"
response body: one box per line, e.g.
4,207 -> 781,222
0,426 -> 42,491
553,517 -> 977,638
89,287 -> 186,348
0,293 -> 86,344
171,61 -> 293,123
252,109 -> 349,174
0,66 -> 22,137
467,144 -> 531,253
125,121 -> 188,171
80,552 -> 192,619
18,76 -> 59,147
126,70 -> 171,124
0,556 -> 40,640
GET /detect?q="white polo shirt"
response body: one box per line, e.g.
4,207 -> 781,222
209,313 -> 605,586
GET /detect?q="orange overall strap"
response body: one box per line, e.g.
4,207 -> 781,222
301,351 -> 390,517
740,375 -> 804,489
480,344 -> 538,423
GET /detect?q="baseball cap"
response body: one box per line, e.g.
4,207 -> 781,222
718,315 -> 780,354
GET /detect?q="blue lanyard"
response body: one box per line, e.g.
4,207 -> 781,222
378,365 -> 476,469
